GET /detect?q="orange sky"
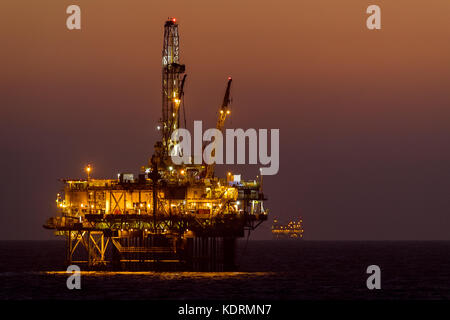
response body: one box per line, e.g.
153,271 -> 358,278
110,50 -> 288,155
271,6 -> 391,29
1,1 -> 450,239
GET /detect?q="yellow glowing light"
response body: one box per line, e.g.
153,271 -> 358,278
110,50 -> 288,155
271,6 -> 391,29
180,170 -> 185,175
226,110 -> 230,115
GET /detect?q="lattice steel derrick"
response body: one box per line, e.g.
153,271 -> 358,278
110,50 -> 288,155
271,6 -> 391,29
161,18 -> 185,155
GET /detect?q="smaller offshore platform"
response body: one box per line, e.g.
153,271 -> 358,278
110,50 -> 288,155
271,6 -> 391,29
271,217 -> 304,239
44,18 -> 268,271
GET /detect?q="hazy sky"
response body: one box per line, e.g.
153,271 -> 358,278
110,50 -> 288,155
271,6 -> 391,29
1,1 -> 450,240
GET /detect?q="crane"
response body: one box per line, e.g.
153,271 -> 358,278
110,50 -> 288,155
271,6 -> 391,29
179,74 -> 187,128
205,77 -> 232,179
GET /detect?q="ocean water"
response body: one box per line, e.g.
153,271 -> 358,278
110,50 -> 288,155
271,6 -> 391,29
1,240 -> 450,300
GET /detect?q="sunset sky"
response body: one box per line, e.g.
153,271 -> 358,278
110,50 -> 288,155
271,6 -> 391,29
1,1 -> 450,240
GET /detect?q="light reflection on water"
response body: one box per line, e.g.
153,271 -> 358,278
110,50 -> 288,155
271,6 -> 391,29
4,241 -> 450,299
44,271 -> 274,279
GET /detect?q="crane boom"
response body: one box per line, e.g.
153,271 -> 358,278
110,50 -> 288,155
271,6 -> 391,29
216,77 -> 232,131
206,77 -> 232,179
179,74 -> 187,128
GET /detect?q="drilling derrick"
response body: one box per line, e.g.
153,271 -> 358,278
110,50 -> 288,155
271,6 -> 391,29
43,18 -> 268,272
161,18 -> 185,157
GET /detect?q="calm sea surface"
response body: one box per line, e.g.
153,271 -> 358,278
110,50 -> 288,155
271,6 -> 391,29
1,240 -> 450,300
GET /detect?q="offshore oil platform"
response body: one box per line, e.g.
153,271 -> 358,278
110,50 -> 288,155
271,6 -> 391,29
44,18 -> 268,271
271,217 -> 304,239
